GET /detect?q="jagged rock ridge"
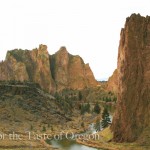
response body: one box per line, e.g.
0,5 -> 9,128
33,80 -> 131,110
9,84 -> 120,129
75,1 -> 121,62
112,14 -> 150,144
0,45 -> 98,93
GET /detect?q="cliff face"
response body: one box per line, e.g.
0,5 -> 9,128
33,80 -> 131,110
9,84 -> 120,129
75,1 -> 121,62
107,69 -> 118,94
0,55 -> 29,81
3,45 -> 56,92
31,45 -> 55,93
50,46 -> 98,91
112,14 -> 150,144
50,47 -> 69,91
0,45 -> 98,93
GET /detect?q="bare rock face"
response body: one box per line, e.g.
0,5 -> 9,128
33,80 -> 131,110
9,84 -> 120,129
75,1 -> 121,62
107,69 -> 118,94
112,14 -> 150,144
0,55 -> 29,81
50,47 -> 69,91
3,44 -> 56,93
31,45 -> 55,93
85,63 -> 98,87
50,46 -> 98,91
0,45 -> 98,93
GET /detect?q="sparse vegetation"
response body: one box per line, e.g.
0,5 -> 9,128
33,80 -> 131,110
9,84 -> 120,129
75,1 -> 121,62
80,103 -> 91,115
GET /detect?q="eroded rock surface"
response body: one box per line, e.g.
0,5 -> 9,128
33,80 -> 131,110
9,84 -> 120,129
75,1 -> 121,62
112,14 -> 150,144
0,45 -> 98,93
107,69 -> 118,94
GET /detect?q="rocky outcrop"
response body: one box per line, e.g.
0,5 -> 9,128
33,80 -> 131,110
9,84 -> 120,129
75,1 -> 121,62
50,47 -> 69,91
112,14 -> 150,144
50,46 -> 98,91
0,55 -> 29,81
3,45 -> 56,92
0,45 -> 98,93
107,69 -> 118,94
31,45 -> 55,93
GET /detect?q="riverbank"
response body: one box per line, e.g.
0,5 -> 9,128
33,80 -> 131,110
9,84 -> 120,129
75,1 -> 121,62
0,113 -> 97,149
76,127 -> 150,150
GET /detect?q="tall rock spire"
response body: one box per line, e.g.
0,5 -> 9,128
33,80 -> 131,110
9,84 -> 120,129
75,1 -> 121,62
112,14 -> 150,145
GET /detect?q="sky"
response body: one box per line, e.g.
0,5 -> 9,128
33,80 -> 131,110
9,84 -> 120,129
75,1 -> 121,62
0,0 -> 150,80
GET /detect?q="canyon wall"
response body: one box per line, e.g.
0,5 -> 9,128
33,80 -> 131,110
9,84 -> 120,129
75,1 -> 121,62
112,14 -> 150,144
0,45 -> 98,93
107,69 -> 118,94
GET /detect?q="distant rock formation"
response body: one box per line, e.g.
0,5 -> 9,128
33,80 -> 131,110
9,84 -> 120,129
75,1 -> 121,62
112,14 -> 150,144
0,45 -> 98,93
107,69 -> 118,94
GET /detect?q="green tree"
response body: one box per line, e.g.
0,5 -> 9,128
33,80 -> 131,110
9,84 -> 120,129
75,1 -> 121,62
101,107 -> 111,128
79,91 -> 82,100
30,124 -> 33,131
51,126 -> 54,131
94,102 -> 101,114
81,103 -> 91,114
81,122 -> 84,128
48,123 -> 50,128
113,96 -> 117,102
84,102 -> 90,113
81,104 -> 85,115
102,97 -> 105,101
42,126 -> 46,132
54,92 -> 60,100
105,97 -> 109,102
94,118 -> 101,132
106,97 -> 111,102
86,102 -> 90,113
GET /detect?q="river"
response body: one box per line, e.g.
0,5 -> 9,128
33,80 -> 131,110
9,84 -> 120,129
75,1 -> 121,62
47,120 -> 111,150
47,104 -> 114,150
50,139 -> 102,150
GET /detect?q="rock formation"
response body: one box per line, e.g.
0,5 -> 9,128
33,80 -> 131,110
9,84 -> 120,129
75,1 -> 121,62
112,14 -> 150,144
50,46 -> 98,91
0,45 -> 98,93
107,69 -> 118,94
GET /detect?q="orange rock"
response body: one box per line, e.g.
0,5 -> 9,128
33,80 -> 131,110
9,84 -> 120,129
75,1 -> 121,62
0,45 -> 98,93
107,69 -> 118,94
112,14 -> 150,144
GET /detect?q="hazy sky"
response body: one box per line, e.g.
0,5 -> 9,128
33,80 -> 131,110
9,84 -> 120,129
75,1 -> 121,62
0,0 -> 149,80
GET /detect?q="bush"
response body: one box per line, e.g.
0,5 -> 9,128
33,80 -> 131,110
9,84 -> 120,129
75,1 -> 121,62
42,126 -> 46,132
30,124 -> 33,131
94,119 -> 101,132
94,102 -> 101,114
81,122 -> 84,128
80,103 -> 91,115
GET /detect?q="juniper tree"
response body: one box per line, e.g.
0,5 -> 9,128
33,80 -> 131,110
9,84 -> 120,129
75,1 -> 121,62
94,118 -> 101,132
94,102 -> 101,114
101,107 -> 111,128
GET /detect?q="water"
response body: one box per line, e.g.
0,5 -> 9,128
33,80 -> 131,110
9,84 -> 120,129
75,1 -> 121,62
50,139 -> 102,150
48,105 -> 114,150
47,122 -> 106,150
